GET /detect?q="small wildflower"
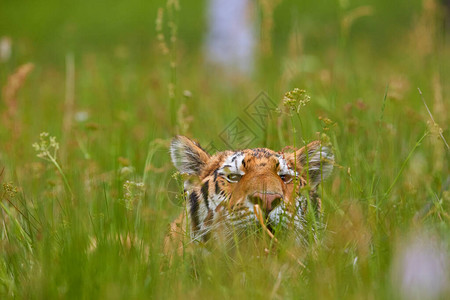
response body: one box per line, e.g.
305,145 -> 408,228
3,182 -> 18,198
319,132 -> 331,146
183,90 -> 192,98
32,132 -> 72,195
32,132 -> 60,161
319,116 -> 334,126
75,111 -> 89,123
120,166 -> 135,179
123,180 -> 145,210
282,88 -> 311,113
319,116 -> 337,132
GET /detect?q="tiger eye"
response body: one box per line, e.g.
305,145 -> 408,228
227,174 -> 242,182
279,174 -> 293,183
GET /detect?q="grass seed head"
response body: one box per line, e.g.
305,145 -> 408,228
123,180 -> 145,210
32,132 -> 60,161
282,88 -> 311,113
3,182 -> 18,199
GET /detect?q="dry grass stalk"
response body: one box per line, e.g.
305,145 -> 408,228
63,53 -> 75,135
253,204 -> 306,268
418,88 -> 449,151
88,234 -> 150,261
62,53 -> 75,161
341,6 -> 374,37
408,0 -> 439,57
175,103 -> 193,135
253,204 -> 277,241
259,0 -> 282,56
1,63 -> 34,137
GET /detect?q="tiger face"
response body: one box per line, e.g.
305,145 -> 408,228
169,135 -> 334,245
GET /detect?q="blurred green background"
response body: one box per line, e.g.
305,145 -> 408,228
0,0 -> 424,61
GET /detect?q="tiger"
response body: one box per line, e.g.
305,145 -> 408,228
165,135 -> 334,255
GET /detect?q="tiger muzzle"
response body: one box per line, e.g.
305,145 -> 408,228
248,192 -> 283,214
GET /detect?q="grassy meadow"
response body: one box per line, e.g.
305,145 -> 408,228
1,0 -> 449,299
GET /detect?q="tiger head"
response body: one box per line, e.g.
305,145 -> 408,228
170,135 -> 334,243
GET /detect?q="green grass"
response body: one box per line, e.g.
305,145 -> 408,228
1,0 -> 449,299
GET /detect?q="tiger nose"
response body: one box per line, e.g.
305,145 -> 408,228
249,192 -> 283,213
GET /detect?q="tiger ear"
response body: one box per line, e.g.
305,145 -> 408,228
170,136 -> 211,176
289,141 -> 334,188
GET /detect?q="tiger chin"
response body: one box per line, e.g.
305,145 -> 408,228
164,135 -> 334,258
